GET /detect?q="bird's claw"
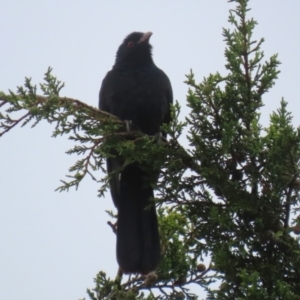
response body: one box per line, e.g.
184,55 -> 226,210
154,132 -> 163,144
124,120 -> 132,133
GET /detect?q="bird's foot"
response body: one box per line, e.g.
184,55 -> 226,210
124,120 -> 132,133
143,271 -> 158,287
154,132 -> 163,144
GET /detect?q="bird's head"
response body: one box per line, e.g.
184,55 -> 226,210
115,32 -> 153,66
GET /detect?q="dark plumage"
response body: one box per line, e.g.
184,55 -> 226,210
99,31 -> 173,274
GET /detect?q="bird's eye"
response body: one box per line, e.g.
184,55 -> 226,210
127,41 -> 134,48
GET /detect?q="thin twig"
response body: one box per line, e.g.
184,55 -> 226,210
107,221 -> 117,234
0,111 -> 30,137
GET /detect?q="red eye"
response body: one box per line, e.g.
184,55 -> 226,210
127,41 -> 134,48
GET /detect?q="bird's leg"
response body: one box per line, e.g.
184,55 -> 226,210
143,271 -> 158,287
124,120 -> 132,133
116,268 -> 123,278
154,131 -> 163,144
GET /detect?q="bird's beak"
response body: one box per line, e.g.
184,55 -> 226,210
138,32 -> 153,44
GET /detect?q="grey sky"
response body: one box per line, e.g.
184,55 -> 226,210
1,1 -> 300,299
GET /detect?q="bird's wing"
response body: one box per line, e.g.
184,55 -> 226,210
106,157 -> 123,208
99,71 -> 122,208
99,71 -> 113,113
156,68 -> 173,135
164,73 -> 173,124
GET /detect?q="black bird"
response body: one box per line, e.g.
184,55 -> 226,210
99,32 -> 173,274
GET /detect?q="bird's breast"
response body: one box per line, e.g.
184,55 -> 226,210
110,70 -> 167,135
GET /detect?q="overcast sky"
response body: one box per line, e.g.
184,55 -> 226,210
1,1 -> 300,299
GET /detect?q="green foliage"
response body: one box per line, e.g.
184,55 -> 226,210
1,0 -> 300,299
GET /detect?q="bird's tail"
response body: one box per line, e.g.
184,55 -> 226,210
116,163 -> 161,274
